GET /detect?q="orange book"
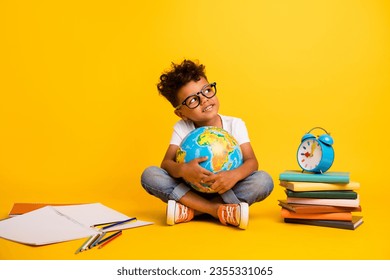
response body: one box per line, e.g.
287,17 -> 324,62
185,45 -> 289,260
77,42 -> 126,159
8,203 -> 79,217
281,208 -> 353,221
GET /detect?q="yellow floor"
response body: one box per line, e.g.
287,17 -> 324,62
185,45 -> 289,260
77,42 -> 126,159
1,0 -> 389,262
1,174 -> 388,260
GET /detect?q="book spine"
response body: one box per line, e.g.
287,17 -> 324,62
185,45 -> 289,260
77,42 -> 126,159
286,197 -> 360,207
278,202 -> 362,214
285,190 -> 358,199
281,208 -> 352,221
279,174 -> 350,183
283,218 -> 355,230
279,181 -> 360,192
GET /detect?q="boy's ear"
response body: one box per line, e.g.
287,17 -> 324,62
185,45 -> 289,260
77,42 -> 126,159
174,109 -> 188,120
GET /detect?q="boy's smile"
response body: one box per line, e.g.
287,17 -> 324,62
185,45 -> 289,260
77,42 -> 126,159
202,103 -> 214,112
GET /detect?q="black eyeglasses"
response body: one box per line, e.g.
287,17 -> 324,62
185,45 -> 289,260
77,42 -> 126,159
175,82 -> 217,110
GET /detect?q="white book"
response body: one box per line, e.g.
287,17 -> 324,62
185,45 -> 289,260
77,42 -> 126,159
286,195 -> 360,208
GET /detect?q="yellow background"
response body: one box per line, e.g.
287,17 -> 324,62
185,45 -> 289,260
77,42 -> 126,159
0,0 -> 389,259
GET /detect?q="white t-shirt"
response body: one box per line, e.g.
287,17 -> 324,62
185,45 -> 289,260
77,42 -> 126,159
169,114 -> 250,146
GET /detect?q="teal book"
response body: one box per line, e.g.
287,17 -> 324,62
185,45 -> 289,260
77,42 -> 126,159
285,190 -> 358,199
279,170 -> 350,183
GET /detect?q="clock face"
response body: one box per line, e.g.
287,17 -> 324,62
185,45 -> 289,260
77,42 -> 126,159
297,139 -> 323,171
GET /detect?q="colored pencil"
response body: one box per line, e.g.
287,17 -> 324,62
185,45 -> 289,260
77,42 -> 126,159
96,230 -> 121,245
101,217 -> 136,230
85,233 -> 102,249
98,231 -> 122,249
75,236 -> 93,254
90,232 -> 106,248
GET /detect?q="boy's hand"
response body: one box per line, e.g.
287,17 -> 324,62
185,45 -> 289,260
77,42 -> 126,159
204,171 -> 239,194
181,157 -> 213,190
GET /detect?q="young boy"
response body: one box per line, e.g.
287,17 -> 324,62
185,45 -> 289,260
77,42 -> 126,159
141,59 -> 273,229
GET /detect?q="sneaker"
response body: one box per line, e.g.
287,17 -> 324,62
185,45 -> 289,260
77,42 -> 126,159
218,202 -> 249,229
166,200 -> 194,225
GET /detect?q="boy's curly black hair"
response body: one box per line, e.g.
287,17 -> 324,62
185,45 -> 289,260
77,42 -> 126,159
157,59 -> 207,108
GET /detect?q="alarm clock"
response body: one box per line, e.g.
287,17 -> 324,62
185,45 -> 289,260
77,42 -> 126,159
297,127 -> 334,173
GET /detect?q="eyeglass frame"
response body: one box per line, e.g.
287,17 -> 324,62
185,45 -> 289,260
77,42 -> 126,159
174,82 -> 217,110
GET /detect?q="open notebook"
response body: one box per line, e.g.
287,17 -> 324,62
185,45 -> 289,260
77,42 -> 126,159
0,203 -> 153,245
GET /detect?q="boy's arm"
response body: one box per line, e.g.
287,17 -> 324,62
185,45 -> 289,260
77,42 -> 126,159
160,144 -> 183,178
161,144 -> 213,188
235,142 -> 259,179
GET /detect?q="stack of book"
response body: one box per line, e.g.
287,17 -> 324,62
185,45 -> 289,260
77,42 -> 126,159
278,170 -> 363,230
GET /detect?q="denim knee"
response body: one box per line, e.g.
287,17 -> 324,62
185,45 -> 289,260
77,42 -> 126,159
140,166 -> 170,201
140,166 -> 191,203
231,170 -> 274,205
253,170 -> 274,202
140,166 -> 161,190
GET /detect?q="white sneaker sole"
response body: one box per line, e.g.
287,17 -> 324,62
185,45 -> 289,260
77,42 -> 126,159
166,200 -> 176,225
238,202 -> 249,229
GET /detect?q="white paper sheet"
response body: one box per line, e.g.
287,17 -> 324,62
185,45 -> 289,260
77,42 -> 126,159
0,206 -> 98,245
52,203 -> 131,226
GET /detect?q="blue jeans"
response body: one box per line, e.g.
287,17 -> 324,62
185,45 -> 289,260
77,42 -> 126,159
141,166 -> 274,205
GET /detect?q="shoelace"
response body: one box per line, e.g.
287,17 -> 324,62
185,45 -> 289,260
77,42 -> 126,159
222,205 -> 238,225
177,204 -> 189,222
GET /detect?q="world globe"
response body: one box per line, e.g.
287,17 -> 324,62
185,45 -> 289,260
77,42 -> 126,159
176,126 -> 243,193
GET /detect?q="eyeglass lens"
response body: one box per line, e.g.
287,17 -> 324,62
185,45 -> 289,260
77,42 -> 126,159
185,83 -> 216,109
